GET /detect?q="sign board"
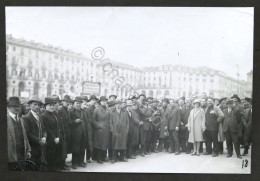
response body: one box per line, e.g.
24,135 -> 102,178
82,81 -> 101,96
20,91 -> 30,98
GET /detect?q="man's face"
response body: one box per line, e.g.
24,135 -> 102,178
162,101 -> 168,107
232,98 -> 239,106
25,103 -> 31,112
8,106 -> 21,115
115,103 -> 121,110
227,103 -> 233,109
100,100 -> 107,106
207,99 -> 214,107
121,102 -> 127,109
185,99 -> 191,106
178,100 -> 184,106
68,104 -> 73,110
109,97 -> 116,101
82,102 -> 87,109
140,96 -> 145,101
62,101 -> 68,107
169,100 -> 175,106
30,102 -> 41,113
201,99 -> 206,106
45,104 -> 55,112
214,100 -> 219,105
90,99 -> 97,105
74,101 -> 82,110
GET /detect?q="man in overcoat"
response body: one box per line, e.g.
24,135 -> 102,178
69,96 -> 88,169
223,100 -> 242,158
242,98 -> 252,156
204,97 -> 224,157
165,99 -> 181,155
92,96 -> 110,164
180,98 -> 193,154
110,100 -> 129,163
7,97 -> 31,170
23,97 -> 47,170
41,97 -> 65,171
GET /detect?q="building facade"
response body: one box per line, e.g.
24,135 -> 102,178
6,35 -> 97,101
6,35 -> 252,100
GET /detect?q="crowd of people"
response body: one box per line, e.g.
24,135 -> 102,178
7,93 -> 252,171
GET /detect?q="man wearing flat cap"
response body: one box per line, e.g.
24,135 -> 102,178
23,97 -> 47,170
40,97 -> 65,171
109,100 -> 129,163
223,99 -> 242,158
92,96 -> 110,164
7,97 -> 31,170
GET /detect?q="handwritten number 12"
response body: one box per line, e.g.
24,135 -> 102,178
242,159 -> 248,169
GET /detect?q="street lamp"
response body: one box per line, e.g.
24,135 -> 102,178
236,64 -> 240,96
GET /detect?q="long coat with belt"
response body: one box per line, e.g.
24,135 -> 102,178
109,108 -> 129,150
7,113 -> 31,162
92,105 -> 110,150
69,108 -> 87,154
23,111 -> 47,164
187,108 -> 206,143
165,106 -> 181,131
129,109 -> 141,146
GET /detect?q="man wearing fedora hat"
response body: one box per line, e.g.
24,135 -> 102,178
23,97 -> 47,170
92,96 -> 110,164
7,97 -> 31,170
40,97 -> 65,171
109,95 -> 117,102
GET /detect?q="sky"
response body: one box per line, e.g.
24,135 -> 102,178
5,7 -> 253,80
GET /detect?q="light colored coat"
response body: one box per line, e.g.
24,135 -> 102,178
187,107 -> 206,143
7,114 -> 31,162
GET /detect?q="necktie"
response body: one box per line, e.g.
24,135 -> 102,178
228,108 -> 231,113
15,115 -> 18,122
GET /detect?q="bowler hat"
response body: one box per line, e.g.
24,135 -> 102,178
74,96 -> 83,103
89,95 -> 98,101
139,94 -> 146,98
162,98 -> 169,103
231,94 -> 241,102
219,97 -> 227,104
109,95 -> 117,99
28,96 -> 43,105
62,95 -> 73,103
8,97 -> 21,107
81,96 -> 89,101
193,99 -> 201,105
99,96 -> 108,102
52,95 -> 61,103
44,97 -> 56,106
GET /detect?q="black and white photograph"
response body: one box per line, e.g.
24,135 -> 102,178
5,7 -> 253,174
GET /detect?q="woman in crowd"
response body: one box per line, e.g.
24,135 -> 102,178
187,99 -> 206,156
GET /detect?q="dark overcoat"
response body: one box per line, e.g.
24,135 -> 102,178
92,105 -> 110,150
40,111 -> 65,165
23,111 -> 47,164
58,106 -> 71,149
69,108 -> 87,154
223,108 -> 240,133
166,106 -> 181,131
82,108 -> 93,151
7,114 -> 31,162
242,108 -> 252,145
129,109 -> 140,146
109,109 -> 129,150
159,107 -> 168,138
